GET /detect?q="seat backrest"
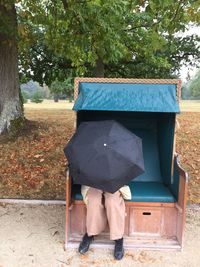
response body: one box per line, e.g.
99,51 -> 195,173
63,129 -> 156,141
133,129 -> 162,182
77,111 -> 165,183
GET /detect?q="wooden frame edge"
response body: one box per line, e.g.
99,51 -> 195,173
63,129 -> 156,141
72,199 -> 176,207
65,169 -> 71,246
175,155 -> 189,182
175,155 -> 188,248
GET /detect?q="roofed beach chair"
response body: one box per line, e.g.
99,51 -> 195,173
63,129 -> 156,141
65,78 -> 188,251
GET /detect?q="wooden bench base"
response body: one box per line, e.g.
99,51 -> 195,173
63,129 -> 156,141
65,156 -> 187,251
66,200 -> 184,251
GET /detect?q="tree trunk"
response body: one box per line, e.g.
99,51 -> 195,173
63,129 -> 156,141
54,94 -> 59,102
0,4 -> 23,134
93,58 -> 105,77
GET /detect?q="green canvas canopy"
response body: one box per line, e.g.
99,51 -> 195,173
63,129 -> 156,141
73,82 -> 180,113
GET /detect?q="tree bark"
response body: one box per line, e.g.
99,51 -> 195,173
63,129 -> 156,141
0,4 -> 23,134
93,58 -> 105,78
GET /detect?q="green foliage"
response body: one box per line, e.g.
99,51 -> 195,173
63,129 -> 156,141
20,80 -> 49,99
188,69 -> 200,99
181,83 -> 191,100
50,78 -> 73,99
21,91 -> 28,103
64,78 -> 74,100
50,79 -> 65,95
18,90 -> 24,114
181,69 -> 200,99
0,1 -> 17,38
0,0 -> 198,84
31,91 -> 44,103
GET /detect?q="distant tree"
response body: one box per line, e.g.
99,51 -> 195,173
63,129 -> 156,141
64,78 -> 74,102
50,79 -> 65,102
31,91 -> 43,103
21,80 -> 45,98
42,84 -> 51,99
188,69 -> 200,99
181,83 -> 191,100
49,78 -> 74,102
21,80 -> 39,95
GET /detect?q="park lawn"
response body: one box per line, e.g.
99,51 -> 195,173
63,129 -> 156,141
176,112 -> 200,203
23,99 -> 200,112
0,109 -> 199,203
0,109 -> 75,200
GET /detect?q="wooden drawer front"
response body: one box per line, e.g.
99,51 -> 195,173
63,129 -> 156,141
129,207 -> 162,236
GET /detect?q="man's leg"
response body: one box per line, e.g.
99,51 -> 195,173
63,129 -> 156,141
104,191 -> 125,240
79,187 -> 108,254
86,187 -> 107,236
104,191 -> 126,260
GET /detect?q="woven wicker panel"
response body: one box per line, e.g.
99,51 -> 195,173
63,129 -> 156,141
74,77 -> 181,102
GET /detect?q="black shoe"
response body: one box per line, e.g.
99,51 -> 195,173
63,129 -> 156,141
114,238 -> 124,260
78,233 -> 94,254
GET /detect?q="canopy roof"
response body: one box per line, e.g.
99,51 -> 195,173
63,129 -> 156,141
73,80 -> 180,113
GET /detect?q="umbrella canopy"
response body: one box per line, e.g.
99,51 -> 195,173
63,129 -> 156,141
64,120 -> 145,193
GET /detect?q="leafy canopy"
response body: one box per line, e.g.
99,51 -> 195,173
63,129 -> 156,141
4,0 -> 200,84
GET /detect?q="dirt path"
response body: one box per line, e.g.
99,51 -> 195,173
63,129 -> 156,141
0,204 -> 200,267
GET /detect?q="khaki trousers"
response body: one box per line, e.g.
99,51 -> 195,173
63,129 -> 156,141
86,187 -> 126,240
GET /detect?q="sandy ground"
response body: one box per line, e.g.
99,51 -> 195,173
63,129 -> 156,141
0,204 -> 200,267
24,100 -> 200,112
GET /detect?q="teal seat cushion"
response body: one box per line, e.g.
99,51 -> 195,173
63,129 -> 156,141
128,182 -> 175,202
72,182 -> 175,203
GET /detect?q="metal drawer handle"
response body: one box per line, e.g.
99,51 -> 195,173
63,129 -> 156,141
143,212 -> 151,215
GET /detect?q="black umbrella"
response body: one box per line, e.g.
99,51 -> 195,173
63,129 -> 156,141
64,120 -> 144,193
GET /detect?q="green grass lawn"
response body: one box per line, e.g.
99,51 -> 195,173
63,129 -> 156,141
24,99 -> 200,112
180,100 -> 200,112
24,99 -> 74,110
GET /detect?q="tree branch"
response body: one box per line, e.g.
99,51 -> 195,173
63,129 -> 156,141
170,0 -> 185,23
61,0 -> 68,10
